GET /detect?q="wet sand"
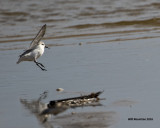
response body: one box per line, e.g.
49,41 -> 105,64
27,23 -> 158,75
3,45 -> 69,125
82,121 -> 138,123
1,38 -> 160,128
52,111 -> 117,128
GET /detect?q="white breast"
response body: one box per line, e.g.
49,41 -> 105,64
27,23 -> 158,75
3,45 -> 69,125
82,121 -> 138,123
33,45 -> 45,59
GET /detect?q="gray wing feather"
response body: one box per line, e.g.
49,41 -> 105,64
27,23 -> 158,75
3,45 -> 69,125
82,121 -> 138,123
29,24 -> 46,49
19,48 -> 34,58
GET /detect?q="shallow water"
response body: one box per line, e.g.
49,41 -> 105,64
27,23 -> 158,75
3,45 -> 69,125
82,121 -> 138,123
1,0 -> 160,128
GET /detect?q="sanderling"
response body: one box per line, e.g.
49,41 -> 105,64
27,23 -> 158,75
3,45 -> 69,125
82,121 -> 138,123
17,24 -> 49,71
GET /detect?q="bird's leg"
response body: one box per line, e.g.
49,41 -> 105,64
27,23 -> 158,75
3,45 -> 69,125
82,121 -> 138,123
34,60 -> 47,71
36,63 -> 47,71
35,62 -> 46,71
37,62 -> 45,68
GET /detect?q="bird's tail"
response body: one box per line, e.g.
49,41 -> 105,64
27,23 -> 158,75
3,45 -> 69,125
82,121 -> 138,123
16,59 -> 21,64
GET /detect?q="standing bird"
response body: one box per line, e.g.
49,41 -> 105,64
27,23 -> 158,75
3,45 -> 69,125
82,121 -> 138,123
17,24 -> 49,71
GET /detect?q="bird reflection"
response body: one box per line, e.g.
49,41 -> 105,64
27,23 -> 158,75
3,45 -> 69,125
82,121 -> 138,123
20,91 -> 104,128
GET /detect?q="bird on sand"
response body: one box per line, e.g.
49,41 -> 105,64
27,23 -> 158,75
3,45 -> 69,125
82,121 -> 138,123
17,24 -> 49,71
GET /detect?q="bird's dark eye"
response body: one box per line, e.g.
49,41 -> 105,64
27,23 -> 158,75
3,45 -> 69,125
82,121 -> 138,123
42,44 -> 44,45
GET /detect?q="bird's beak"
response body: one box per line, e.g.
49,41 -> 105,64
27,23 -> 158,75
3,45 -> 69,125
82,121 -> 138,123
45,46 -> 49,49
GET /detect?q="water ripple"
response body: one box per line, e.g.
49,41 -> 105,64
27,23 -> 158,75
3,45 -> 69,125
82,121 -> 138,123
0,0 -> 160,50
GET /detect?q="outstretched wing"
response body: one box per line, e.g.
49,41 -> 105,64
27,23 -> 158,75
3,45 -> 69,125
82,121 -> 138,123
19,48 -> 34,58
29,24 -> 46,49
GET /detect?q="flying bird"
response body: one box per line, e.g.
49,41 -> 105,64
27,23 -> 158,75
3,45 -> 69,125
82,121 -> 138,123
17,24 -> 49,71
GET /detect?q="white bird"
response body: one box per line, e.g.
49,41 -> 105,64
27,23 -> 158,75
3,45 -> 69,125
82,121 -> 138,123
17,24 -> 49,71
